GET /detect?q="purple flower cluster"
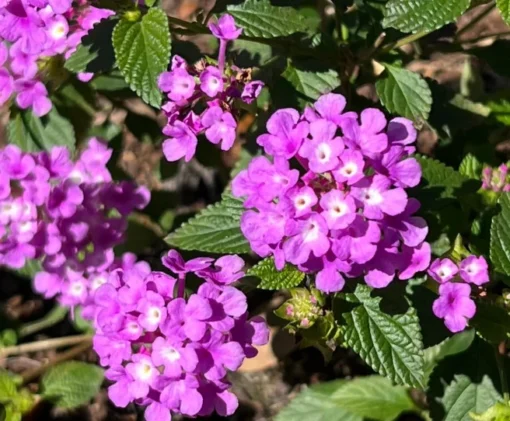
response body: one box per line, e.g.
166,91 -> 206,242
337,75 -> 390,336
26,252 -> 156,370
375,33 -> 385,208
93,250 -> 269,421
158,14 -> 263,162
0,140 -> 150,312
482,164 -> 510,192
429,255 -> 489,332
0,0 -> 113,116
232,93 -> 431,293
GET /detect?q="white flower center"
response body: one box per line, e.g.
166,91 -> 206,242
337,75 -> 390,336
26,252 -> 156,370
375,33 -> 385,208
316,143 -> 331,163
330,201 -> 347,217
294,195 -> 310,210
340,162 -> 358,177
438,266 -> 451,279
136,363 -> 154,382
162,346 -> 181,363
147,307 -> 162,324
70,282 -> 84,297
50,23 -> 67,40
303,221 -> 319,243
363,188 -> 383,205
466,264 -> 479,275
91,275 -> 107,291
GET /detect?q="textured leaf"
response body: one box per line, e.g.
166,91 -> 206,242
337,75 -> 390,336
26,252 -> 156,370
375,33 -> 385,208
441,375 -> 500,421
471,402 -> 510,421
459,154 -> 483,180
487,98 -> 510,126
497,0 -> 510,25
423,330 -> 475,382
383,0 -> 471,34
277,376 -> 416,421
165,192 -> 249,254
490,193 -> 510,276
470,301 -> 510,344
7,108 -> 76,153
341,285 -> 425,388
416,155 -> 468,199
0,370 -> 17,400
113,8 -> 171,107
345,298 -> 421,363
276,380 -> 362,421
41,362 -> 104,408
65,18 -> 117,73
282,61 -> 340,100
376,65 -> 432,123
227,0 -> 310,38
247,258 -> 305,290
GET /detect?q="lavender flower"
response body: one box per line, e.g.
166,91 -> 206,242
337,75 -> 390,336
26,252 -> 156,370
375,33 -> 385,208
232,93 -> 430,293
93,250 -> 269,421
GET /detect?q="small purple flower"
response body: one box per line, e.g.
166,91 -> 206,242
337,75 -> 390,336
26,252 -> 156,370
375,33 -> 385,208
284,213 -> 330,265
200,66 -> 224,97
162,121 -> 198,162
14,79 -> 52,116
428,258 -> 459,283
152,337 -> 198,378
319,190 -> 356,230
241,81 -> 263,104
433,282 -> 476,333
285,186 -> 317,218
208,14 -> 242,41
459,255 -> 489,285
333,150 -> 365,185
202,107 -> 237,151
341,108 -> 388,157
158,68 -> 196,102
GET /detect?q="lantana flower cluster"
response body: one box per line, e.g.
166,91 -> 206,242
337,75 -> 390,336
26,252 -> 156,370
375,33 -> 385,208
93,250 -> 269,421
232,93 -> 431,293
0,140 -> 150,312
428,255 -> 489,332
158,14 -> 263,162
481,164 -> 510,192
0,0 -> 113,116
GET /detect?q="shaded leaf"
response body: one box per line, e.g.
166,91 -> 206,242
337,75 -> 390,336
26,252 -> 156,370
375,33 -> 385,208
165,192 -> 250,254
490,193 -> 510,277
383,0 -> 471,34
470,301 -> 510,344
41,362 -> 104,408
113,8 -> 171,107
459,154 -> 483,180
247,258 -> 305,290
282,61 -> 340,100
497,0 -> 510,25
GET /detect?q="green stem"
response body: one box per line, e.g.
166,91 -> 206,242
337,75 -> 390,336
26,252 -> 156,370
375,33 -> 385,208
0,334 -> 92,358
18,306 -> 68,339
378,30 -> 430,55
455,1 -> 496,41
495,342 -> 509,402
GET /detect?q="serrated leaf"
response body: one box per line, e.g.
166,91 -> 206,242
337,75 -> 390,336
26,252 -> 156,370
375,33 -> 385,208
459,154 -> 483,180
65,18 -> 117,74
340,285 -> 425,388
382,0 -> 471,34
276,380 -> 362,421
416,155 -> 468,198
470,301 -> 510,344
282,61 -> 340,100
423,330 -> 475,383
490,193 -> 510,277
227,0 -> 310,38
7,108 -> 76,153
113,8 -> 171,107
277,376 -> 416,421
247,258 -> 305,290
41,362 -> 103,408
441,375 -> 501,421
376,65 -> 432,123
165,192 -> 249,254
497,0 -> 510,25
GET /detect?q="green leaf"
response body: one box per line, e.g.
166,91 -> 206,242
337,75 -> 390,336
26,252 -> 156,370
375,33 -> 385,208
490,193 -> 510,276
227,0 -> 310,38
282,61 -> 340,100
487,98 -> 510,126
113,8 -> 171,107
470,301 -> 510,344
65,18 -> 117,74
340,285 -> 425,388
0,370 -> 17,400
7,108 -> 76,153
471,402 -> 510,421
41,362 -> 104,409
165,192 -> 249,254
13,260 -> 42,280
423,330 -> 475,382
276,380 -> 362,421
416,155 -> 468,199
376,65 -> 432,123
459,154 -> 483,180
277,376 -> 416,421
441,375 -> 501,421
497,0 -> 510,25
247,258 -> 305,290
382,0 -> 471,34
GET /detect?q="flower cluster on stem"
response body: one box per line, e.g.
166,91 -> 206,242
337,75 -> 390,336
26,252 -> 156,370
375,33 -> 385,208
429,254 -> 489,332
93,250 -> 269,421
0,0 -> 113,115
0,140 -> 149,313
232,93 -> 431,293
482,164 -> 510,192
158,14 -> 263,162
